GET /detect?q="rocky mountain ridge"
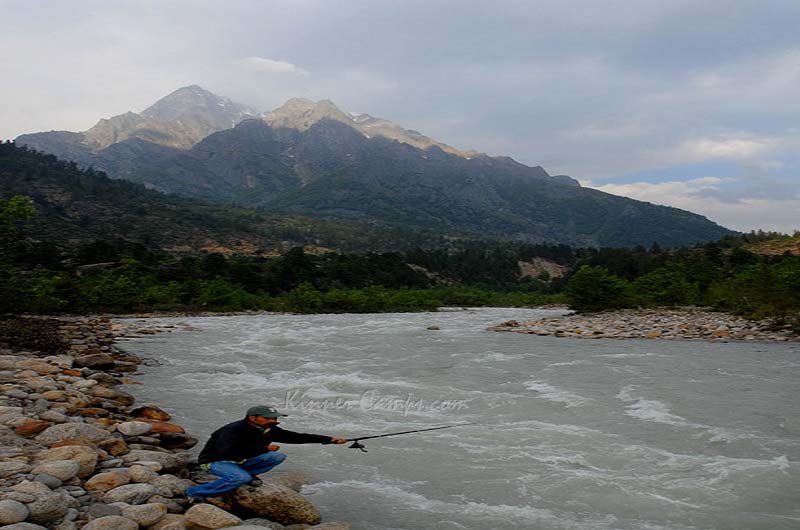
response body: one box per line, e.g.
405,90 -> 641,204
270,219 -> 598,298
13,86 -> 733,247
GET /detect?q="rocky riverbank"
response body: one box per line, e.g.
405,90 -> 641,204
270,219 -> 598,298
0,316 -> 350,530
489,308 -> 800,342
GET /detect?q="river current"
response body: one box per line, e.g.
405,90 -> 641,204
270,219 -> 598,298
117,308 -> 800,530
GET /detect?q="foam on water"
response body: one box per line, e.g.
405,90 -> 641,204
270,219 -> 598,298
525,380 -> 590,407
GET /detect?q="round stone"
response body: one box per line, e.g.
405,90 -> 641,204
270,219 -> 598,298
119,503 -> 168,526
35,423 -> 111,445
80,515 -> 138,530
0,462 -> 32,479
185,504 -> 241,529
36,445 -> 98,478
84,469 -> 132,493
103,483 -> 159,505
34,473 -> 63,489
32,460 -> 81,481
128,465 -> 158,483
0,499 -> 30,524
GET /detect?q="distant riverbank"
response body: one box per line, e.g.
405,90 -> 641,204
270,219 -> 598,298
490,307 -> 800,342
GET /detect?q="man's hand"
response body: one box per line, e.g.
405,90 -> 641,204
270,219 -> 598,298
329,437 -> 347,444
266,444 -> 280,451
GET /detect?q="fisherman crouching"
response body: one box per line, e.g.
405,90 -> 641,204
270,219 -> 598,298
186,405 -> 346,500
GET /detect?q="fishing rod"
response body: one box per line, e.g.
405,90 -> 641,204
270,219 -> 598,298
346,423 -> 472,452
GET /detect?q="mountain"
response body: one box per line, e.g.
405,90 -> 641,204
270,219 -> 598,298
264,98 -> 471,156
0,142 -> 448,253
16,85 -> 257,157
15,87 -> 735,247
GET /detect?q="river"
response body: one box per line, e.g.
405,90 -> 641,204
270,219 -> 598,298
116,308 -> 800,530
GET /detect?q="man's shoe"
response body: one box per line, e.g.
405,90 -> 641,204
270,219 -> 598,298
247,478 -> 263,487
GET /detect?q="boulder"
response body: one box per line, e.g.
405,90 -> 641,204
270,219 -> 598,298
117,421 -> 152,437
311,524 -> 351,530
145,496 -> 183,514
146,422 -> 184,434
185,503 -> 241,528
34,473 -> 63,489
128,465 -> 159,483
124,450 -> 189,473
0,499 -> 30,524
265,471 -> 315,492
73,354 -> 115,370
128,406 -> 171,421
119,502 -> 167,526
97,438 -> 129,456
0,462 -> 32,479
233,483 -> 321,526
36,445 -> 98,478
87,373 -> 120,386
23,490 -> 70,524
78,408 -> 110,418
157,433 -> 197,450
14,420 -> 52,437
87,504 -> 121,520
241,518 -> 285,529
103,483 -> 159,505
88,387 -> 135,406
80,515 -> 138,530
35,423 -> 111,445
39,410 -> 69,423
41,390 -> 67,401
31,460 -> 81,481
0,522 -> 49,530
146,513 -> 186,530
149,475 -> 190,497
85,469 -> 132,492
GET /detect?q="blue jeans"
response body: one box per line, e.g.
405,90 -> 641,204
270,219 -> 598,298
186,451 -> 287,498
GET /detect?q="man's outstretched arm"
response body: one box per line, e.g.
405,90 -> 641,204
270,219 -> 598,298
271,426 -> 346,444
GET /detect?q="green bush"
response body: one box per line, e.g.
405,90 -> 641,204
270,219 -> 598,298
565,265 -> 631,312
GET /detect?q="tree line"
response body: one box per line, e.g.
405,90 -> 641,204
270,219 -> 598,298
1,191 -> 797,327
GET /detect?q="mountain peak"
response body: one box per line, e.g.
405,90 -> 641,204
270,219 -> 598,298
142,85 -> 255,121
263,98 -> 355,131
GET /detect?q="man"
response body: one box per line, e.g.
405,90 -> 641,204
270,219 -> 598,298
186,405 -> 347,499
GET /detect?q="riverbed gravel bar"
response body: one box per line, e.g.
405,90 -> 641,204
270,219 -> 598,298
490,308 -> 799,342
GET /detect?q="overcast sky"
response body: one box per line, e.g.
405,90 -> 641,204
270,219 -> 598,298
3,0 -> 798,232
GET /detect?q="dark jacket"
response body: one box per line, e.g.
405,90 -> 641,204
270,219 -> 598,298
197,419 -> 334,464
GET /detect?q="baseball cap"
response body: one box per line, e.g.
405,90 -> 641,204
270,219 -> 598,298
246,405 -> 288,419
